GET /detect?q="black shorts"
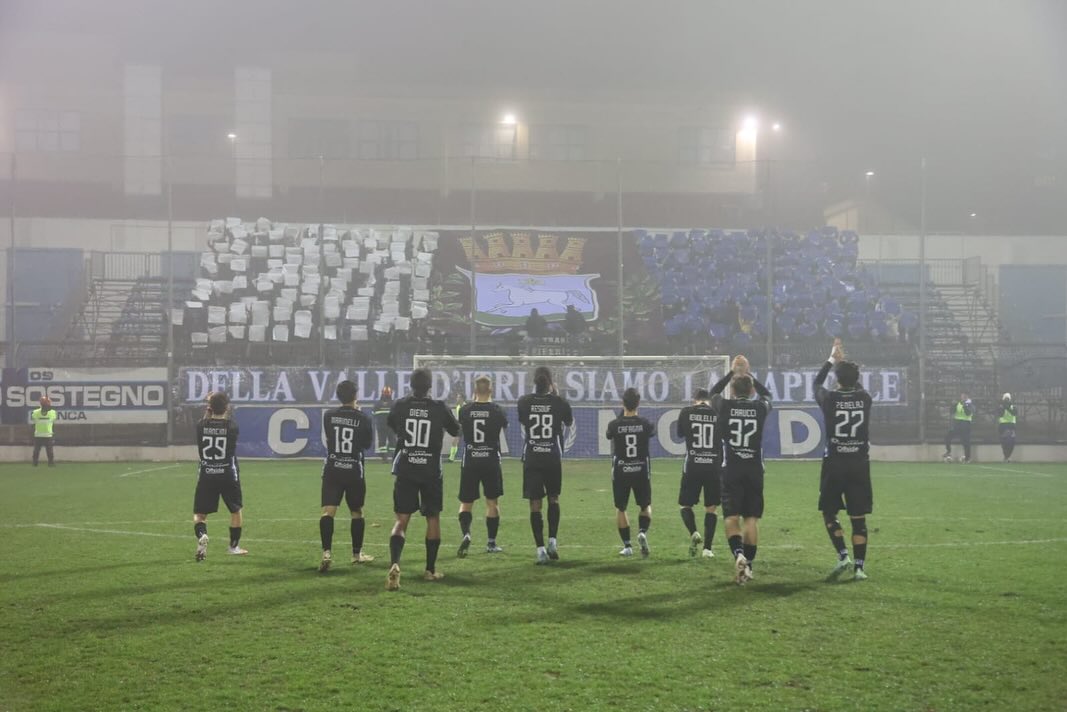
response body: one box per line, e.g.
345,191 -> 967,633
193,470 -> 243,515
678,463 -> 722,508
818,458 -> 873,517
522,459 -> 562,500
321,463 -> 367,510
458,455 -> 504,503
393,475 -> 443,517
612,469 -> 652,511
721,464 -> 764,518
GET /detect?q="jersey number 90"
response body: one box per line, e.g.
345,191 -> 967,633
404,418 -> 431,448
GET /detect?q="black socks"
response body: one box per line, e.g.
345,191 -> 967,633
680,508 -> 697,535
194,522 -> 207,539
530,511 -> 545,547
319,515 -> 334,551
637,514 -> 650,534
426,538 -> 441,574
229,527 -> 242,549
351,518 -> 365,554
619,526 -> 631,546
704,512 -> 717,549
486,515 -> 500,543
389,534 -> 405,565
459,511 -> 473,537
547,502 -> 560,539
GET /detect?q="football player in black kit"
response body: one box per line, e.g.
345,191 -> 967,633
517,366 -> 573,565
676,388 -> 722,559
385,369 -> 460,590
605,388 -> 655,558
814,339 -> 874,582
457,376 -> 509,556
193,391 -> 247,561
710,355 -> 772,585
318,379 -> 374,573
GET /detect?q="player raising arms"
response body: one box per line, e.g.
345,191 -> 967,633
710,355 -> 772,585
385,368 -> 460,590
517,366 -> 573,565
815,339 -> 874,582
676,388 -> 722,558
193,391 -> 247,561
606,388 -> 655,557
457,376 -> 509,556
318,379 -> 374,573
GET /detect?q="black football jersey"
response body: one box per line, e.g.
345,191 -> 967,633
606,415 -> 654,475
676,403 -> 721,472
816,388 -> 872,459
196,417 -> 239,476
459,401 -> 508,453
713,395 -> 771,469
387,395 -> 460,481
517,392 -> 574,462
322,406 -> 373,472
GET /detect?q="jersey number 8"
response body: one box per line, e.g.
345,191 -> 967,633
624,433 -> 638,458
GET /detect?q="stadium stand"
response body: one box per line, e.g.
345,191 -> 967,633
175,218 -> 437,364
637,227 -> 915,351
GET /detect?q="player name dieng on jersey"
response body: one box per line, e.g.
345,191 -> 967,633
388,396 -> 459,479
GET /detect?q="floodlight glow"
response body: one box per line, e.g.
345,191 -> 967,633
742,115 -> 759,132
865,170 -> 875,177
970,212 -> 977,218
771,122 -> 782,132
227,132 -> 238,141
501,113 -> 517,125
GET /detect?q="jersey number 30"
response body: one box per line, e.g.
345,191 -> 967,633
691,422 -> 715,450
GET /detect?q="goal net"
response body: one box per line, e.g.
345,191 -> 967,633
412,354 -> 731,458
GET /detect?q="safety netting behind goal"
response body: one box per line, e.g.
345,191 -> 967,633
412,355 -> 730,458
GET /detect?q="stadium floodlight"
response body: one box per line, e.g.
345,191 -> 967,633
742,115 -> 759,132
865,170 -> 875,177
500,113 -> 517,125
771,122 -> 782,132
969,212 -> 978,218
227,132 -> 237,141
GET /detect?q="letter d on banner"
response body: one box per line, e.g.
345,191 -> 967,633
268,408 -> 310,456
777,409 -> 822,457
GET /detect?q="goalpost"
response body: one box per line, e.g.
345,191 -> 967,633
411,354 -> 732,458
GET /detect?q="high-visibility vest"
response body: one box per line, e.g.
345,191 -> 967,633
999,405 -> 1017,425
954,402 -> 973,422
31,408 -> 56,437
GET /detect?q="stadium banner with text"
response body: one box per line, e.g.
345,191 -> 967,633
228,404 -> 835,459
0,367 -> 169,425
178,366 -> 906,408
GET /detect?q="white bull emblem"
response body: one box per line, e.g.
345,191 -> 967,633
487,281 -> 591,314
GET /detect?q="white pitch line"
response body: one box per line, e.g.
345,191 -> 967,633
27,524 -> 1067,552
117,464 -> 182,478
972,465 -> 1056,478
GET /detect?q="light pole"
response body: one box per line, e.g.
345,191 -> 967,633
227,132 -> 237,217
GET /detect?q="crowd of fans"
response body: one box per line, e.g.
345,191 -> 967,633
638,227 -> 916,349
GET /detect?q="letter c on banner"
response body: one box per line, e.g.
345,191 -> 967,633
778,409 -> 822,457
268,408 -> 310,456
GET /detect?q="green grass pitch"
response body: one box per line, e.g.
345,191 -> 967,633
1,458 -> 1065,711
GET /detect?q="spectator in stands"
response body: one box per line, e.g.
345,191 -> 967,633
943,393 -> 974,463
525,308 -> 548,339
564,304 -> 586,337
374,386 -> 396,460
30,397 -> 57,467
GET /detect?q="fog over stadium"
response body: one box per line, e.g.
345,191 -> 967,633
0,2 -> 1065,710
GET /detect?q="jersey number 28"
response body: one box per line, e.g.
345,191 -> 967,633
528,413 -> 554,440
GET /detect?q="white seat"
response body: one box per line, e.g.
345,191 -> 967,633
294,310 -> 313,339
228,303 -> 248,324
232,275 -> 248,290
283,272 -> 300,287
411,302 -> 429,319
171,307 -> 184,326
207,306 -> 226,324
230,239 -> 249,255
323,324 -> 337,341
191,331 -> 209,345
350,325 -> 369,341
272,324 -> 290,342
248,324 -> 267,342
273,306 -> 292,323
208,325 -> 228,343
228,325 -> 246,340
299,294 -> 317,307
251,245 -> 268,258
